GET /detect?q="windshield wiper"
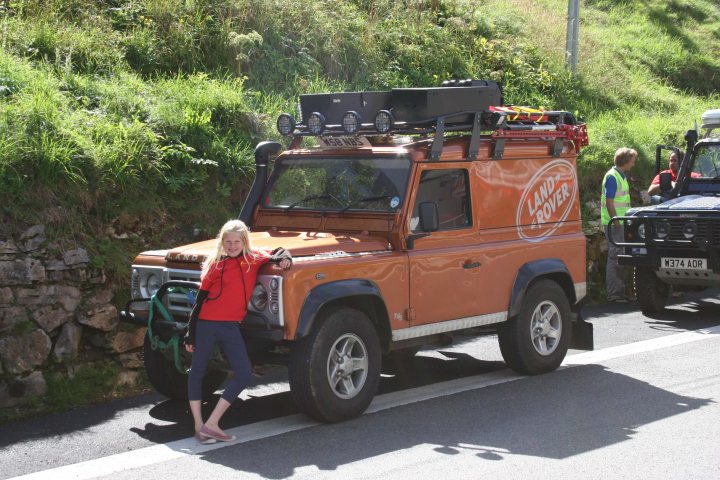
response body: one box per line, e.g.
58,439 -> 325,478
710,173 -> 720,182
284,194 -> 331,213
339,195 -> 394,213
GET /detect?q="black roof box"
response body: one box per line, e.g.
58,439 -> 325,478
298,80 -> 503,125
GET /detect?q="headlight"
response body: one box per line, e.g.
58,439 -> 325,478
250,283 -> 268,310
374,110 -> 394,134
269,278 -> 279,291
637,224 -> 646,240
307,112 -> 326,135
277,114 -> 296,136
342,111 -> 361,134
682,222 -> 697,239
656,221 -> 671,239
144,273 -> 162,297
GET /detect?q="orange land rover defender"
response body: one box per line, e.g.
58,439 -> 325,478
121,80 -> 593,422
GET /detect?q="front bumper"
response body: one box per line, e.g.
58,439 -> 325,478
608,216 -> 720,284
119,279 -> 285,342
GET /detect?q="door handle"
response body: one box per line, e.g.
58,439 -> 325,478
463,261 -> 481,269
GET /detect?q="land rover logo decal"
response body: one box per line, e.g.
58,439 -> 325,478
516,159 -> 577,242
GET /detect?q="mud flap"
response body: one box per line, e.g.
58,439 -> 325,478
570,311 -> 594,351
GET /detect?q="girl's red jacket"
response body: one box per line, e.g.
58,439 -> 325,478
198,253 -> 270,321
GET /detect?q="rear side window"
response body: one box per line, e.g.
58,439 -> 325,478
410,169 -> 472,232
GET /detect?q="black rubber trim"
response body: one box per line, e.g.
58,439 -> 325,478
295,279 -> 386,339
508,259 -> 574,318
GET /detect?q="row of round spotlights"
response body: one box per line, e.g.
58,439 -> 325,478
636,220 -> 699,240
277,110 -> 395,136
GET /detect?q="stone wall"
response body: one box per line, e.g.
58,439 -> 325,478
584,200 -> 609,297
0,225 -> 145,408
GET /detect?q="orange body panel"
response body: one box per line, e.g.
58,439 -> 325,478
280,253 -> 410,337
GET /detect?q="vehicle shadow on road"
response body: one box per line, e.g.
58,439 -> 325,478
128,352 -> 506,444
0,391 -> 163,448
583,289 -> 720,331
130,390 -> 300,444
195,364 -> 714,478
642,298 -> 720,331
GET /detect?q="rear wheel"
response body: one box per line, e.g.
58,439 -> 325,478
498,279 -> 571,375
143,335 -> 226,400
634,267 -> 669,313
289,307 -> 381,422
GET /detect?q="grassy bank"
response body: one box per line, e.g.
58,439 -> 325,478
2,1 -> 717,228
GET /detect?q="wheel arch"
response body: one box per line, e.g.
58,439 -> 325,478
295,279 -> 392,348
508,259 -> 577,318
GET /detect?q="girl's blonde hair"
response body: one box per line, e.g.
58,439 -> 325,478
201,219 -> 258,277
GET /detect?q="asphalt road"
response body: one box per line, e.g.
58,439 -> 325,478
1,291 -> 718,480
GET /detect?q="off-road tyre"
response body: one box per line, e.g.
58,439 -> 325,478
634,266 -> 669,313
498,279 -> 571,375
143,335 -> 226,400
288,307 -> 381,423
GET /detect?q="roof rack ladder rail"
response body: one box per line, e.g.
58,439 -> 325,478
552,137 -> 564,157
467,112 -> 483,161
429,116 -> 446,161
492,138 -> 505,160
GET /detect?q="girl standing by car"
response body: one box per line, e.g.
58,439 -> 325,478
185,219 -> 291,443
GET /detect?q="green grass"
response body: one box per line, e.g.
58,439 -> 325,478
0,361 -> 149,424
0,0 -> 717,262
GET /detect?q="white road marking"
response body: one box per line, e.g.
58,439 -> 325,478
9,325 -> 720,480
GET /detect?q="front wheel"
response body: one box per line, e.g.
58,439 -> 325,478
288,307 -> 381,422
498,279 -> 571,375
634,266 -> 669,313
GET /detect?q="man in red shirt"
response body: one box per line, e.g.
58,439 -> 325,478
648,151 -> 682,196
646,151 -> 687,298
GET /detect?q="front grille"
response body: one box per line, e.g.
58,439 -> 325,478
167,269 -> 201,317
160,269 -> 284,328
647,217 -> 719,247
667,220 -> 709,241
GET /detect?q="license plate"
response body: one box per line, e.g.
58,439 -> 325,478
317,136 -> 371,148
661,257 -> 707,270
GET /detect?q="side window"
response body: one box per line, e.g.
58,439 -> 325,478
410,169 -> 472,232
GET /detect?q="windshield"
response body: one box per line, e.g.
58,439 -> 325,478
263,156 -> 411,212
691,144 -> 720,179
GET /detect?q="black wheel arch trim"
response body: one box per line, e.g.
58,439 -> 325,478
508,259 -> 577,318
295,279 -> 391,342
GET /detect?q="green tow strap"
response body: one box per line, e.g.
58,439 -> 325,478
147,287 -> 191,375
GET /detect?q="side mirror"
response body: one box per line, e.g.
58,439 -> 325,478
685,128 -> 698,156
418,202 -> 439,232
659,171 -> 673,192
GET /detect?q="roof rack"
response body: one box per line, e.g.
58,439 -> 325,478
276,80 -> 588,160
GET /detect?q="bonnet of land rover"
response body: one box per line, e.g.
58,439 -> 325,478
121,79 -> 593,422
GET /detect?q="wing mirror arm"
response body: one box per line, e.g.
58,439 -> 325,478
659,171 -> 673,193
406,202 -> 439,250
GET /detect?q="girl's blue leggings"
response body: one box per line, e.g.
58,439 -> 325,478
188,320 -> 252,402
